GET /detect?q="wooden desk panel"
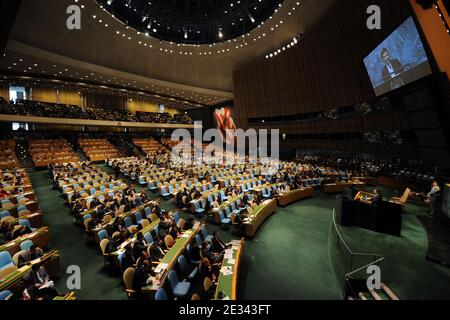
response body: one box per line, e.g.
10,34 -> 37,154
0,227 -> 50,256
244,199 -> 277,238
278,187 -> 315,206
323,182 -> 366,194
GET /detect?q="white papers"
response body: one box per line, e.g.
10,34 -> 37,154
39,280 -> 54,290
221,266 -> 233,276
147,276 -> 160,286
154,268 -> 162,274
232,246 -> 239,251
224,253 -> 233,259
224,249 -> 233,255
155,263 -> 168,274
159,263 -> 168,270
227,258 -> 236,265
182,230 -> 193,238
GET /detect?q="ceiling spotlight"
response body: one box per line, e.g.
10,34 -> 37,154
218,30 -> 223,38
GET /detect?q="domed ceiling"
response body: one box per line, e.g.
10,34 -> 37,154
96,0 -> 285,44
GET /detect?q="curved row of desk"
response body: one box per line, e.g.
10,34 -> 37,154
215,239 -> 245,300
243,187 -> 315,237
213,188 -> 316,299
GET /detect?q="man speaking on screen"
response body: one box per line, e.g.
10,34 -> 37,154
380,48 -> 405,90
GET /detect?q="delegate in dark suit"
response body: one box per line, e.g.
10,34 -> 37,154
149,241 -> 165,261
381,58 -> 403,82
211,234 -> 227,253
17,246 -> 44,268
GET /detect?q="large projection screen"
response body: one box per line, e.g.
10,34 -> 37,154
363,16 -> 432,96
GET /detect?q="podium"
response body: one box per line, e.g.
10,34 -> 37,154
335,191 -> 402,236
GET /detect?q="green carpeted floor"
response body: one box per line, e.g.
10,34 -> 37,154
28,168 -> 450,300
238,193 -> 341,300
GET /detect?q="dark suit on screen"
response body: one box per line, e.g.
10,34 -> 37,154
381,58 -> 403,82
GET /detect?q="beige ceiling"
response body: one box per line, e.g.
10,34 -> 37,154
0,0 -> 336,106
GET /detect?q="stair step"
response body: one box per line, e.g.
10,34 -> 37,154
358,292 -> 368,300
368,288 -> 382,301
381,283 -> 400,300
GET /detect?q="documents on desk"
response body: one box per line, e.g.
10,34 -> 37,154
232,240 -> 241,246
147,276 -> 160,286
154,263 -> 168,274
224,253 -> 233,259
120,238 -> 135,250
220,266 -> 233,276
181,232 -> 191,238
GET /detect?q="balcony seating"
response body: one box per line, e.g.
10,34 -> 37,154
79,139 -> 120,161
133,138 -> 168,156
0,100 -> 193,124
29,139 -> 79,167
0,141 -> 19,170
